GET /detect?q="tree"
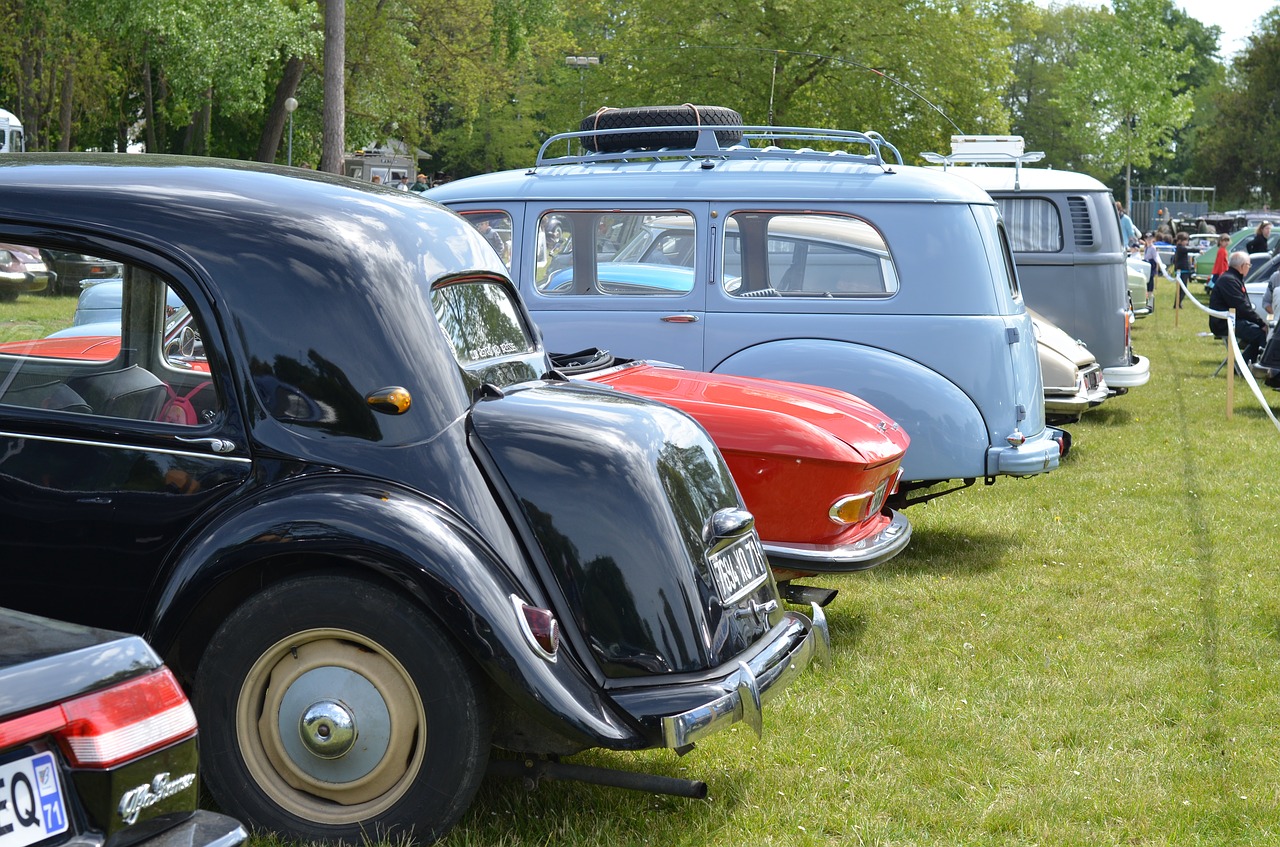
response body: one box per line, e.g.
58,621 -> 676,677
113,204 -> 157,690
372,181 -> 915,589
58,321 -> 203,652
319,0 -> 344,172
575,0 -> 1014,164
1052,0 -> 1195,202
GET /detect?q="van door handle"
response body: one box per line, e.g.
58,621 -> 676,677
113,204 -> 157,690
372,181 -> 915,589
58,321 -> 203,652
660,314 -> 700,323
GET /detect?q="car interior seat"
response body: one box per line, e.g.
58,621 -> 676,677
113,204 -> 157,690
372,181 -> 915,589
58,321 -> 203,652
3,381 -> 92,414
69,365 -> 167,420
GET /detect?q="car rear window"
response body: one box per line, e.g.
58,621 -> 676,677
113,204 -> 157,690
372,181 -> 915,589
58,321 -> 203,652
431,279 -> 537,366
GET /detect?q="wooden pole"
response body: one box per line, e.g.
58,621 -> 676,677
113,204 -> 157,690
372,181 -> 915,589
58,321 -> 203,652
1227,308 -> 1235,420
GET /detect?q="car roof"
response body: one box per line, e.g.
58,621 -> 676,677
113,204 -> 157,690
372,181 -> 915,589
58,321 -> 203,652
428,158 -> 995,207
937,165 -> 1111,194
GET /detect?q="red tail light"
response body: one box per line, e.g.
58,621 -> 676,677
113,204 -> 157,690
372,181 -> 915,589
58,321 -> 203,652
0,668 -> 197,768
511,595 -> 560,661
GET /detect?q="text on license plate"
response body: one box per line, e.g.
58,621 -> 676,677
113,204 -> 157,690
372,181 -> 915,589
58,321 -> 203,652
0,750 -> 69,847
706,536 -> 769,606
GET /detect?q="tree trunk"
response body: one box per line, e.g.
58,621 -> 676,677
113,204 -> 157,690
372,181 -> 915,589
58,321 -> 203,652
143,58 -> 157,152
256,56 -> 305,163
319,0 -> 345,174
57,65 -> 73,151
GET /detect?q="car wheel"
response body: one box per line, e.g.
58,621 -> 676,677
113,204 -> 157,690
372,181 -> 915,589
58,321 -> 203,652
0,289 -> 16,302
195,574 -> 491,844
578,105 -> 743,152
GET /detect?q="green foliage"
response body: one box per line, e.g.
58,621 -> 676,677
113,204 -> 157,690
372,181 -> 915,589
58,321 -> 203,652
1055,0 -> 1195,179
1191,8 -> 1280,207
575,0 -> 1012,164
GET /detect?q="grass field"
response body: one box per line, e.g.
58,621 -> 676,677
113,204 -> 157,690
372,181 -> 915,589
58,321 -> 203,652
6,280 -> 1279,846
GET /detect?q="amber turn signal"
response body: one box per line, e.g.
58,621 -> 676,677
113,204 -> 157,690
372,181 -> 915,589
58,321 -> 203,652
366,386 -> 412,415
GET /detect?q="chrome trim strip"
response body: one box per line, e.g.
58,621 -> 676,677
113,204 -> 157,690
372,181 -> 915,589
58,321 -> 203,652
0,429 -> 251,463
763,509 -> 912,570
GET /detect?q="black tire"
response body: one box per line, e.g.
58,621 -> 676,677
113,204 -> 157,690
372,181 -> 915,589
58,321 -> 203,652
0,289 -> 17,302
578,105 -> 743,153
195,575 -> 491,844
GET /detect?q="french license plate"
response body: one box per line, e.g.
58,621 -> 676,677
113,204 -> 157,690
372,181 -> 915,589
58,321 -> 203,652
0,750 -> 69,847
706,535 -> 769,605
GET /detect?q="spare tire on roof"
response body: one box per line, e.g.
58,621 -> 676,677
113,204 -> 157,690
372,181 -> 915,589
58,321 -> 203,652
578,105 -> 744,153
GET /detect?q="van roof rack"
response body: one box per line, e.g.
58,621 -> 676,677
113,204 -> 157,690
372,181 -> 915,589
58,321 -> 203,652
920,135 -> 1045,190
531,124 -> 904,172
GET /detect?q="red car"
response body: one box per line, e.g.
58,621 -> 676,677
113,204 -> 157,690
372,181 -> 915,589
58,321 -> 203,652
552,351 -> 911,593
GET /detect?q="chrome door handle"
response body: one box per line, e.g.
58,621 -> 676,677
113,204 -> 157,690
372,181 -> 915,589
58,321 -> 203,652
660,314 -> 700,323
176,436 -> 236,454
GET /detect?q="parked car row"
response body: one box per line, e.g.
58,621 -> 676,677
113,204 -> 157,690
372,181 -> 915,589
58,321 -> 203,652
0,116 -> 1149,846
0,153 -> 828,845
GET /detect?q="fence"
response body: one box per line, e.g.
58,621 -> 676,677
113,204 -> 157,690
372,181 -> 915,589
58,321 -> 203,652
1131,185 -> 1216,235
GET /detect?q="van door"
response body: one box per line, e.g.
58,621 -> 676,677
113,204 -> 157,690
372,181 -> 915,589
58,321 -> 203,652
515,206 -> 708,368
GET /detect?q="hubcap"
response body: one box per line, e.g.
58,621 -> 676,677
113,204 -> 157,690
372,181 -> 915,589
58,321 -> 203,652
236,630 -> 426,822
299,699 -> 357,759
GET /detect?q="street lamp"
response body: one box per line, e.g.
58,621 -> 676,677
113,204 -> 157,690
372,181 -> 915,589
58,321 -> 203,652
564,55 -> 600,117
284,96 -> 298,167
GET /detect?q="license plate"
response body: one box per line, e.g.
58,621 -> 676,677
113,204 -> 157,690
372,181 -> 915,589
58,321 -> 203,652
0,750 -> 69,847
869,477 -> 890,516
706,535 -> 769,605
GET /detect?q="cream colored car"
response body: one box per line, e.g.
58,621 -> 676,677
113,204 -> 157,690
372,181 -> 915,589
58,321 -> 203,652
1032,309 -> 1109,424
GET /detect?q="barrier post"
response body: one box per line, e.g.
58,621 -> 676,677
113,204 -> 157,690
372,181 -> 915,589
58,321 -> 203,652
1227,307 -> 1235,420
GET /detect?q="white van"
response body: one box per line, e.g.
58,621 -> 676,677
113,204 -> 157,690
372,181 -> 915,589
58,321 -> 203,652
0,109 -> 25,153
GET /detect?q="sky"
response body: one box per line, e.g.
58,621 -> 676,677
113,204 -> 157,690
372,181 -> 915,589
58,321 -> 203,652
1033,1 -> 1278,58
1176,0 -> 1277,57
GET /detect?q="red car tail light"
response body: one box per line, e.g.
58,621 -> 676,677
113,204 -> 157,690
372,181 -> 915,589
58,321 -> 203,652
0,668 -> 197,768
512,595 -> 560,661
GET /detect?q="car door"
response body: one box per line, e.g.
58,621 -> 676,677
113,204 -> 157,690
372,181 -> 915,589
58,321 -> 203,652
487,205 -> 710,368
0,244 -> 251,633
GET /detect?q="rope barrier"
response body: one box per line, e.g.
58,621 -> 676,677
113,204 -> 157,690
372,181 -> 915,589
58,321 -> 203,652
1175,275 -> 1280,432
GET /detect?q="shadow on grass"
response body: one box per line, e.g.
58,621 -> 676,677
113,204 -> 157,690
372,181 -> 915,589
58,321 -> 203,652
866,526 -> 1012,580
457,751 -> 728,845
1074,403 -> 1135,426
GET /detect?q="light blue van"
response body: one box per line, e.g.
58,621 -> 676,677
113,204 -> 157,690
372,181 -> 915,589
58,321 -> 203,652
427,107 -> 1064,506
923,137 -> 1150,393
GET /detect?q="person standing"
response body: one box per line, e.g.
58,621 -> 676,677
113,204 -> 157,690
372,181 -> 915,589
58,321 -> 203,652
1172,231 -> 1193,309
1208,233 -> 1230,290
409,173 -> 430,193
1142,231 -> 1161,311
1208,251 -> 1268,363
1116,201 -> 1138,249
1244,221 -> 1273,255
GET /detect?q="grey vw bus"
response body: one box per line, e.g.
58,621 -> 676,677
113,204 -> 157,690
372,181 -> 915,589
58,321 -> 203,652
427,106 -> 1065,506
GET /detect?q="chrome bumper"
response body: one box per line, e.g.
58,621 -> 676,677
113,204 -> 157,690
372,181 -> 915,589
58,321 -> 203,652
1102,354 -> 1151,389
762,508 -> 911,572
610,605 -> 829,750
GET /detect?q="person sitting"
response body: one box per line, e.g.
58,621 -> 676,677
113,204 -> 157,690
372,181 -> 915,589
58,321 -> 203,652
1208,251 -> 1268,363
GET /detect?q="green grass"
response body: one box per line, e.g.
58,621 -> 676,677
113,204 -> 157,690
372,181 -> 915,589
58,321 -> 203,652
0,289 -> 75,341
9,279 -> 1278,846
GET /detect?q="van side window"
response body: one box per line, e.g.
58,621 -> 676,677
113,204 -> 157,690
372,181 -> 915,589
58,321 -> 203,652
994,197 -> 1063,253
723,213 -> 898,298
460,211 -> 513,268
534,211 -> 695,296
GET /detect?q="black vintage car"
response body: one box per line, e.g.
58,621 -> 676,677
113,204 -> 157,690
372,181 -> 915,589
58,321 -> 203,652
0,156 -> 825,844
0,607 -> 247,847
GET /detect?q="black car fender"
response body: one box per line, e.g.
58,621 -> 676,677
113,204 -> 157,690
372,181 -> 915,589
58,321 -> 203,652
145,475 -> 640,749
